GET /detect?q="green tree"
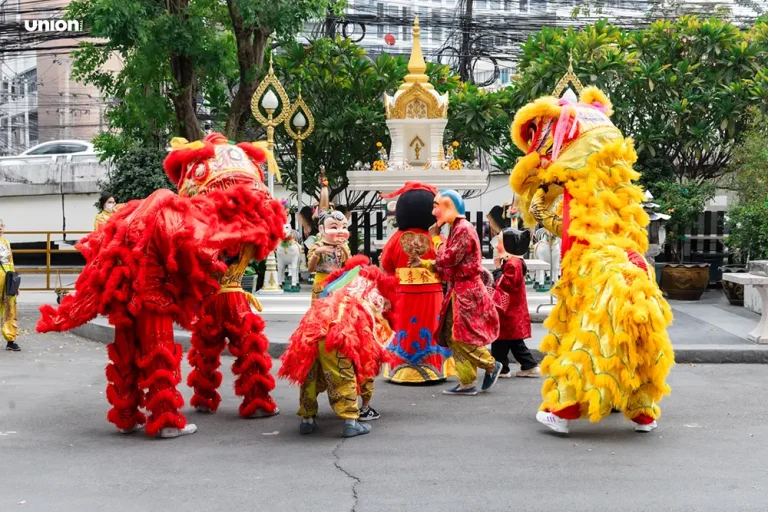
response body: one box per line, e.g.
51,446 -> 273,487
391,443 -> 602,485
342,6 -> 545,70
100,147 -> 174,202
512,17 -> 768,193
271,37 -> 460,207
69,0 -> 337,157
724,108 -> 768,262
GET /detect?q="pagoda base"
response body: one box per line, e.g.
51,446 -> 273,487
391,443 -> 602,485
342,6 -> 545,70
346,168 -> 488,193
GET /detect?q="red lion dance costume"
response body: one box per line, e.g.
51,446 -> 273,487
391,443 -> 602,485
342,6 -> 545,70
279,256 -> 399,438
37,133 -> 285,438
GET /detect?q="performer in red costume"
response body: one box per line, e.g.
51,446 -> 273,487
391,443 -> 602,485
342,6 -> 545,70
379,182 -> 452,384
279,256 -> 398,438
36,134 -> 285,438
410,190 -> 501,396
169,134 -> 283,419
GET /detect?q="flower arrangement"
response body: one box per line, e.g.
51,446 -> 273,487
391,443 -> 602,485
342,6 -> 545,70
373,141 -> 388,171
445,141 -> 463,170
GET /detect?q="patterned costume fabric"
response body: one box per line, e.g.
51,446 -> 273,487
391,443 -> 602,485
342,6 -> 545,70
429,218 -> 499,347
509,86 -> 674,424
170,134 -> 284,419
36,134 -> 285,435
493,257 -> 532,341
279,257 -> 398,421
381,229 -> 452,383
308,241 -> 351,302
0,238 -> 17,342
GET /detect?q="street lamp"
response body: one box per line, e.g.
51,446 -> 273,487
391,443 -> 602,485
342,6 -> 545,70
284,86 -> 315,231
251,54 -> 290,294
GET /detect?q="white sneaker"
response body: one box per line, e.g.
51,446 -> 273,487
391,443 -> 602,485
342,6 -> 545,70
195,406 -> 214,414
516,367 -> 541,378
498,370 -> 514,379
536,411 -> 570,434
635,421 -> 658,433
248,407 -> 280,419
118,424 -> 145,434
158,424 -> 198,438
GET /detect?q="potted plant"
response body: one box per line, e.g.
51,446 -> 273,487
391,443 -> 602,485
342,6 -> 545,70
721,108 -> 768,305
723,202 -> 768,305
656,180 -> 716,300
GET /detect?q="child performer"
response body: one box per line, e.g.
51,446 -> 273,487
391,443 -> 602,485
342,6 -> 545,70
307,178 -> 351,303
491,228 -> 540,378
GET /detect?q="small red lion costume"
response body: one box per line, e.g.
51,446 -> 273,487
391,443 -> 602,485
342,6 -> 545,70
37,134 -> 285,437
278,256 -> 400,389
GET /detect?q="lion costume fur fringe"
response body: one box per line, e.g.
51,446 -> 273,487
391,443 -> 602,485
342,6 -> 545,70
509,86 -> 675,423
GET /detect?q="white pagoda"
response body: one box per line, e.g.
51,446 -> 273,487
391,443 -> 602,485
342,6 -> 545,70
346,17 -> 488,194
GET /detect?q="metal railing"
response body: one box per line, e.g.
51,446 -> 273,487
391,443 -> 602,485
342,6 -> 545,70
4,231 -> 88,292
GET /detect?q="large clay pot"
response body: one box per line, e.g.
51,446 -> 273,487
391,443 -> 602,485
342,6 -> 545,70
720,264 -> 747,306
661,263 -> 710,300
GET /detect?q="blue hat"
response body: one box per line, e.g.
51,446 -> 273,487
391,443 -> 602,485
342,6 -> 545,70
438,189 -> 466,216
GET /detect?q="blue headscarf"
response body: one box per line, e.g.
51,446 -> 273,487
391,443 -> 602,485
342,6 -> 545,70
438,189 -> 466,216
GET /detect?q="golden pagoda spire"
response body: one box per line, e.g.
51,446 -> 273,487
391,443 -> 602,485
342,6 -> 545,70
552,51 -> 584,98
400,17 -> 433,91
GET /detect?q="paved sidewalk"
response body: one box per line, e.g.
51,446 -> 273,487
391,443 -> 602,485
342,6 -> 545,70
15,288 -> 768,363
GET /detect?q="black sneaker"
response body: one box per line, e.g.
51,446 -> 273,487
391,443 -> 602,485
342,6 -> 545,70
6,342 -> 20,352
358,406 -> 380,422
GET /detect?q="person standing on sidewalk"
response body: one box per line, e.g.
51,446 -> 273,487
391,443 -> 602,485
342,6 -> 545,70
0,219 -> 20,351
491,228 -> 539,378
410,190 -> 502,396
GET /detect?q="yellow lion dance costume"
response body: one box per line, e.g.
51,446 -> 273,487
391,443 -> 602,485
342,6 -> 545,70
509,84 -> 674,434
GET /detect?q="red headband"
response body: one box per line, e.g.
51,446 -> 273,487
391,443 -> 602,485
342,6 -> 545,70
380,181 -> 438,199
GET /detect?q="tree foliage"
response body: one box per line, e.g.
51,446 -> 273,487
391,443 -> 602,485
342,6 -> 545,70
512,17 -> 768,192
69,0 -> 336,157
271,37 -> 460,206
100,147 -> 174,202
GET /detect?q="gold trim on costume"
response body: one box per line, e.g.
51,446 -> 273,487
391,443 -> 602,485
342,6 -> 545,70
396,267 -> 440,285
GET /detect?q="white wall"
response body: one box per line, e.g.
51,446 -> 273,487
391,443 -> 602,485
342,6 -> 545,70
0,193 -> 99,243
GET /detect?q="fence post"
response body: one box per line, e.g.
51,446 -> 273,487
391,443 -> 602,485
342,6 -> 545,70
350,211 -> 360,256
363,211 -> 371,259
373,211 -> 384,266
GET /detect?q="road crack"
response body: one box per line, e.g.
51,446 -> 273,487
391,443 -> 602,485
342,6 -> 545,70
332,438 -> 361,512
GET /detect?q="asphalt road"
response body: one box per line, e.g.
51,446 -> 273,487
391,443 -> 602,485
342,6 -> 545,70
1,319 -> 767,512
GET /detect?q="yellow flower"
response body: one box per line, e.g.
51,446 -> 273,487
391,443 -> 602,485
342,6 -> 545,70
373,160 -> 387,171
452,141 -> 459,147
376,142 -> 383,148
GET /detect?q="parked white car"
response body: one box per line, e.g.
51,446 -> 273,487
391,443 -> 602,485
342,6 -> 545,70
0,140 -> 98,167
19,140 -> 95,156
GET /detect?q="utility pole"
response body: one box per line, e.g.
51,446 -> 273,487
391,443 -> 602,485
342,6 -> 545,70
324,2 -> 337,38
459,0 -> 474,82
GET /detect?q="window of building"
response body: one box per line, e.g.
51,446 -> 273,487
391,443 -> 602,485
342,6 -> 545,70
402,7 -> 411,42
377,3 -> 384,37
432,9 -> 442,43
19,68 -> 37,95
518,0 -> 529,12
28,111 -> 39,146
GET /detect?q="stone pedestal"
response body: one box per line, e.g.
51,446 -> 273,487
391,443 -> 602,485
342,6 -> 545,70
723,267 -> 768,344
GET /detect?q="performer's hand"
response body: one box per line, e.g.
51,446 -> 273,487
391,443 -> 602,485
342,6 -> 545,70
408,255 -> 423,268
428,223 -> 441,238
493,255 -> 502,268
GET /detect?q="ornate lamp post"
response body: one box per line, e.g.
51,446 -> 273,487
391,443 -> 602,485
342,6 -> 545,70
251,55 -> 290,294
284,87 -> 315,230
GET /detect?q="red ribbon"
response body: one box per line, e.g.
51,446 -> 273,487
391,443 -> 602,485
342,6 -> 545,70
561,187 -> 573,257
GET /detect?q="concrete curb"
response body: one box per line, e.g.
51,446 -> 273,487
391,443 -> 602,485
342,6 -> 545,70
72,319 -> 768,364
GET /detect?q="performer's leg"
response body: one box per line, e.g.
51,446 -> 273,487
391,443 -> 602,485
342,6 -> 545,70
105,324 -> 145,432
297,360 -> 324,434
1,292 -> 18,345
625,364 -> 663,432
358,378 -> 380,421
136,311 -> 193,437
491,339 -> 512,375
298,361 -> 324,419
187,305 -> 227,413
360,379 -> 374,409
536,376 -> 580,434
226,293 -> 278,418
509,339 -> 540,376
317,342 -> 370,437
446,338 -> 478,388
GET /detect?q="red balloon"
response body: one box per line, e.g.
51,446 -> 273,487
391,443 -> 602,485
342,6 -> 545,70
384,33 -> 395,46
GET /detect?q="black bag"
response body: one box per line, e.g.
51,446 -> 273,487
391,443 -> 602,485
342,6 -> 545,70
1,265 -> 20,297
